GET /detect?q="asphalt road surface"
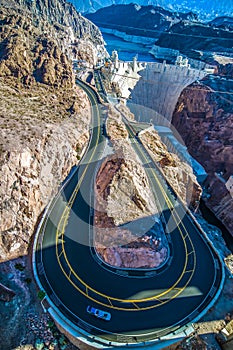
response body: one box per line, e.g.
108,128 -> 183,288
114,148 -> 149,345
34,80 -> 223,344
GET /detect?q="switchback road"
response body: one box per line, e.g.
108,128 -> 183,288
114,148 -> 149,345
33,79 -> 224,347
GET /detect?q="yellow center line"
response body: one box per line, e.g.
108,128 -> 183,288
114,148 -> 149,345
125,122 -> 197,298
53,85 -> 196,311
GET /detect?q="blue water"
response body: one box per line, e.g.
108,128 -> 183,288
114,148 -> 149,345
102,33 -> 157,62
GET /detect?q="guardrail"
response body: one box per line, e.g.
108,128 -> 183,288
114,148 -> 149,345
32,79 -> 225,349
123,117 -> 225,325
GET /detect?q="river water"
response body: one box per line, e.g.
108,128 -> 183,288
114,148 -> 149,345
102,33 -> 157,62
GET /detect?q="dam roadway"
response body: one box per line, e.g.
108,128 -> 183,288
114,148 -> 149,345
33,80 -> 224,347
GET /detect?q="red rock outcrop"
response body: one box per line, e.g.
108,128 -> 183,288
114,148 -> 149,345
94,105 -> 169,269
172,80 -> 233,235
94,154 -> 169,269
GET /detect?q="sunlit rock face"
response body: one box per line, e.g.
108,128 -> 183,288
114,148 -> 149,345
139,129 -> 202,210
0,82 -> 91,261
0,0 -> 106,261
172,79 -> 233,235
94,154 -> 169,269
94,104 -> 201,269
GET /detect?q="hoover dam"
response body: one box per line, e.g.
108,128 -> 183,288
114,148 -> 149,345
110,55 -> 215,123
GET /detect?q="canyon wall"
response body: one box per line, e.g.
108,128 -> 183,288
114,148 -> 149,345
172,79 -> 233,235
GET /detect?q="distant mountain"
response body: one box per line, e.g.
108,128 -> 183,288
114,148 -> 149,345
156,20 -> 233,57
85,3 -> 197,39
208,16 -> 233,31
69,0 -> 233,21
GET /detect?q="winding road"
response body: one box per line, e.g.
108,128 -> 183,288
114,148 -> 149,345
33,79 -> 224,347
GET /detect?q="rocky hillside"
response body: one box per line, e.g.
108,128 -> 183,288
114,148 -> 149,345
156,19 -> 233,59
86,4 -> 197,39
139,129 -> 202,210
0,0 -> 105,348
94,103 -> 202,268
94,105 -> 168,269
208,16 -> 233,31
0,0 -> 106,260
0,0 -> 106,262
0,0 -> 106,73
0,78 -> 91,261
172,78 -> 233,235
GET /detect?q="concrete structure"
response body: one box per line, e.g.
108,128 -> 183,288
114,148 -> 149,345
128,61 -> 210,123
226,175 -> 233,197
175,55 -> 190,68
110,55 -> 147,98
150,45 -> 216,72
111,50 -> 119,68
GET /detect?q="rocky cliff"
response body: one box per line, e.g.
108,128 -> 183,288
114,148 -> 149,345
0,0 -> 104,261
0,0 -> 106,79
0,1 -> 103,347
155,19 -> 233,63
139,129 -> 202,209
172,77 -> 233,234
94,103 -> 202,268
0,79 -> 91,261
94,104 -> 168,269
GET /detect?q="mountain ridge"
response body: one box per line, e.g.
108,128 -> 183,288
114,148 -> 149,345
70,0 -> 233,21
86,3 -> 198,39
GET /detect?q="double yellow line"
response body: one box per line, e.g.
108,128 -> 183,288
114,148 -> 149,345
53,85 -> 196,311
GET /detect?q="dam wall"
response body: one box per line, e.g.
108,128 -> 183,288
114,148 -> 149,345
128,61 -> 209,123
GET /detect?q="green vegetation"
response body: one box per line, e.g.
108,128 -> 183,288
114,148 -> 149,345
24,277 -> 32,284
37,289 -> 46,300
14,263 -> 25,271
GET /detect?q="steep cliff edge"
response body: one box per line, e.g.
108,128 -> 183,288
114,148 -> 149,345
94,104 -> 202,268
0,0 -> 104,347
139,129 -> 202,210
0,0 -> 105,262
94,105 -> 168,269
172,78 -> 233,235
0,0 -> 106,78
0,79 -> 91,261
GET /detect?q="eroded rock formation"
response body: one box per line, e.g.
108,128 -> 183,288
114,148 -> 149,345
94,105 -> 169,269
94,103 -> 202,268
0,80 -> 91,262
172,79 -> 233,234
0,0 -> 105,260
139,129 -> 202,209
